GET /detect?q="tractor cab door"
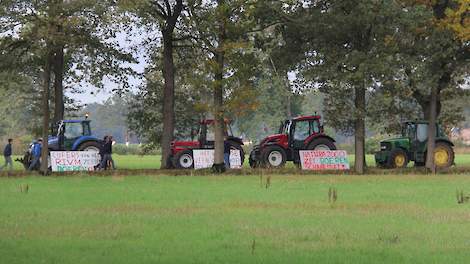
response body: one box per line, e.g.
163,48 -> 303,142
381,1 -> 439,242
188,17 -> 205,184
290,120 -> 311,150
63,122 -> 85,150
199,123 -> 215,149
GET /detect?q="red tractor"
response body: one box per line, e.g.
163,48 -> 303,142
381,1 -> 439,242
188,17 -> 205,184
170,119 -> 245,169
249,115 -> 336,168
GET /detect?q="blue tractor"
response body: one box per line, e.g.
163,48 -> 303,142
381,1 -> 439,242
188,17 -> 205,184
18,118 -> 102,170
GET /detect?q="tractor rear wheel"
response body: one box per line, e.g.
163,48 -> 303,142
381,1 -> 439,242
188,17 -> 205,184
387,148 -> 409,168
173,150 -> 194,169
261,146 -> 286,168
307,138 -> 337,150
434,142 -> 454,169
78,141 -> 101,153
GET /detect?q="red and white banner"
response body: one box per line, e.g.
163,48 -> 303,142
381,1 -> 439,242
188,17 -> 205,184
299,150 -> 349,170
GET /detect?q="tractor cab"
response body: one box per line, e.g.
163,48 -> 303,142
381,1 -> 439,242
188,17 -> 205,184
170,119 -> 245,169
48,119 -> 101,151
249,115 -> 336,168
375,121 -> 454,168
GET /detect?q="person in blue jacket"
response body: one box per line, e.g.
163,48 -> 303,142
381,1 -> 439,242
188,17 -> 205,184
224,136 -> 231,169
28,138 -> 43,171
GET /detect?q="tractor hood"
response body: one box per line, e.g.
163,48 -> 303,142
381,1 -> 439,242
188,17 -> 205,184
260,134 -> 287,146
379,137 -> 410,150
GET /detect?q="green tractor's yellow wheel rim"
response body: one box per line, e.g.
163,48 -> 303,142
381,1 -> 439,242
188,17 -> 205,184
394,154 -> 406,167
434,147 -> 449,167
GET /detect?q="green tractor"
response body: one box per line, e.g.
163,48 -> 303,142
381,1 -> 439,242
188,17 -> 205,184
375,121 -> 455,169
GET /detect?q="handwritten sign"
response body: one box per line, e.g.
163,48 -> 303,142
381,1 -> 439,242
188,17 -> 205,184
50,151 -> 100,172
299,150 -> 349,170
193,149 -> 242,169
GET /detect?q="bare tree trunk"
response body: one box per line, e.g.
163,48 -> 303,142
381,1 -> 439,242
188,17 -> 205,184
160,33 -> 176,169
41,50 -> 53,174
425,85 -> 437,173
53,45 -> 64,124
354,85 -> 366,174
285,73 -> 292,118
212,0 -> 226,172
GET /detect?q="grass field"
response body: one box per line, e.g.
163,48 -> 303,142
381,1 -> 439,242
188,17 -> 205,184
3,153 -> 469,172
1,174 -> 470,263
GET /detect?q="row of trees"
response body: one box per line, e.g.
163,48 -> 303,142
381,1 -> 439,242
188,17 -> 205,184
1,0 -> 469,173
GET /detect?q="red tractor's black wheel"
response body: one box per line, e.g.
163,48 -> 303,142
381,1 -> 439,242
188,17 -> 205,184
261,145 -> 287,168
307,138 -> 336,150
173,150 -> 194,169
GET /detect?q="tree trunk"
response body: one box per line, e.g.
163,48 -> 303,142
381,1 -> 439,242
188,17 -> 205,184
425,85 -> 437,173
212,0 -> 226,172
285,73 -> 292,118
354,85 -> 366,174
160,32 -> 176,169
53,45 -> 64,124
40,50 -> 53,174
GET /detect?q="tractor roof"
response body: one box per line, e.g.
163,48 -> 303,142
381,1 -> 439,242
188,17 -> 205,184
63,120 -> 91,123
403,120 -> 430,125
292,115 -> 321,121
200,119 -> 231,125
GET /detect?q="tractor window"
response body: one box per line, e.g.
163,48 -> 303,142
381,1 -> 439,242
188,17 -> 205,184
206,124 -> 215,141
64,123 -> 82,139
82,122 -> 91,136
293,121 -> 310,141
417,124 -> 428,142
311,119 -> 321,134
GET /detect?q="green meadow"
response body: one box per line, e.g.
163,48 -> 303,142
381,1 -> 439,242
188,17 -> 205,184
1,174 -> 470,263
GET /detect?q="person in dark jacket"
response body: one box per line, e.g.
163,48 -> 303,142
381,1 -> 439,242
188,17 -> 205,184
28,138 -> 42,171
99,136 -> 114,170
95,136 -> 108,170
0,138 -> 13,171
224,137 -> 231,169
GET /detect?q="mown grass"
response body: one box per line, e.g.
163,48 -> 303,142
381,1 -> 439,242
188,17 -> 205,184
1,174 -> 470,263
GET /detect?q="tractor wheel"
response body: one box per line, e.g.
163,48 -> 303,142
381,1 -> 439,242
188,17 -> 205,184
227,141 -> 245,167
249,155 -> 258,168
173,150 -> 194,169
307,138 -> 337,150
434,142 -> 454,169
387,148 -> 409,168
261,146 -> 287,168
78,141 -> 101,153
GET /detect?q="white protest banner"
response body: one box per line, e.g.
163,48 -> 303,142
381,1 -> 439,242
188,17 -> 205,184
299,150 -> 349,170
193,149 -> 242,169
50,151 -> 100,172
193,149 -> 214,169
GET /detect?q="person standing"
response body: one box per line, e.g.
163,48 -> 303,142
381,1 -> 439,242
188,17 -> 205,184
28,138 -> 42,171
224,137 -> 231,169
96,136 -> 108,170
0,138 -> 13,171
99,136 -> 115,170
108,136 -> 116,170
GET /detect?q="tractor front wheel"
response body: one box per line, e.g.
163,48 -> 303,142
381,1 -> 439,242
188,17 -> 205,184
173,150 -> 194,169
387,148 -> 409,168
261,146 -> 287,168
434,142 -> 454,169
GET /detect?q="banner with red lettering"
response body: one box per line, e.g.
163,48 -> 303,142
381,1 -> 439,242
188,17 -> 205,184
299,150 -> 350,170
50,151 -> 100,172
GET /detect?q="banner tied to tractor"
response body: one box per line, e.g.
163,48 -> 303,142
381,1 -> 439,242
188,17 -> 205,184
299,150 -> 349,170
50,151 -> 100,172
193,149 -> 242,169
